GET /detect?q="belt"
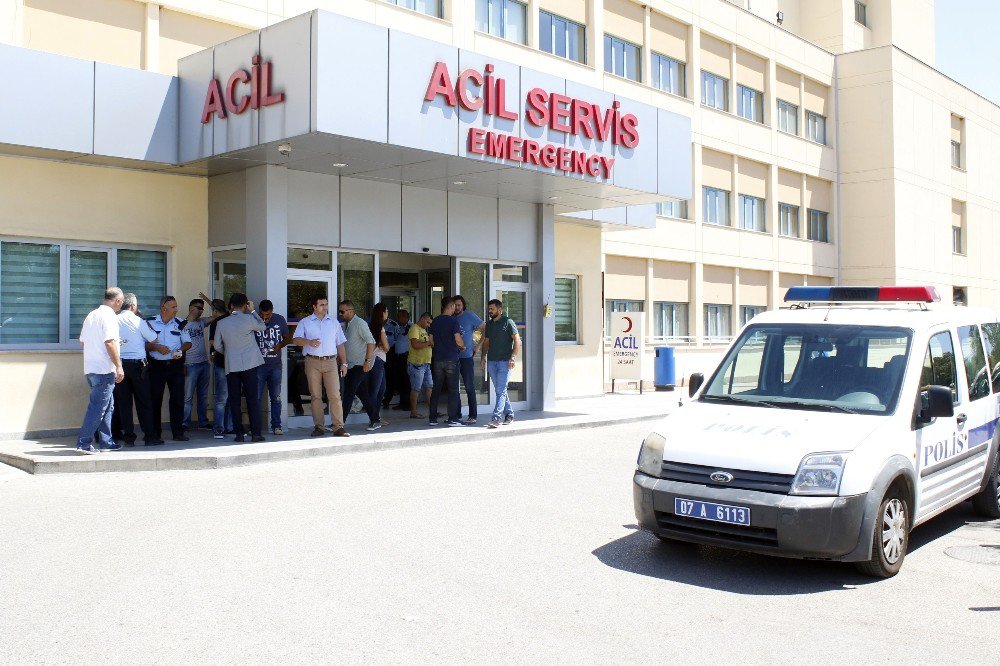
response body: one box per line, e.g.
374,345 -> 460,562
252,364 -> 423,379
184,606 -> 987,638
305,354 -> 337,360
149,357 -> 182,364
122,358 -> 146,364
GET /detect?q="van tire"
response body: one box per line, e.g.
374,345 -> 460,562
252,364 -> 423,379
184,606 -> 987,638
855,486 -> 909,578
971,451 -> 1000,518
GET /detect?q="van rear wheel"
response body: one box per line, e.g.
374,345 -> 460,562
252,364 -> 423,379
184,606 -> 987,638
971,452 -> 1000,518
855,488 -> 909,578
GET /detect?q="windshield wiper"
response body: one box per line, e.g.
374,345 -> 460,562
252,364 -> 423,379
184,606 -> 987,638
701,394 -> 778,408
766,399 -> 860,415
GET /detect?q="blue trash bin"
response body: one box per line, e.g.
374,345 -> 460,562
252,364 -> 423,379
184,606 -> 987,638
654,346 -> 676,390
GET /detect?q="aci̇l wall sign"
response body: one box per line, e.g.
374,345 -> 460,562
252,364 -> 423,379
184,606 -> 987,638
201,55 -> 285,124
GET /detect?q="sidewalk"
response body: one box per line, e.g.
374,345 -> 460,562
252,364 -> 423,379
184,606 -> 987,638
0,392 -> 680,475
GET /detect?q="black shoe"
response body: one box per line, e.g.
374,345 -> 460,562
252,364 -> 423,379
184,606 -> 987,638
145,439 -> 164,446
233,435 -> 246,443
224,429 -> 236,435
123,441 -> 136,448
251,435 -> 266,443
172,434 -> 190,442
293,406 -> 305,416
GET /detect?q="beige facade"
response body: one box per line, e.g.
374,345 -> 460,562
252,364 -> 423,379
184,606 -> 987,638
2,0 -> 998,434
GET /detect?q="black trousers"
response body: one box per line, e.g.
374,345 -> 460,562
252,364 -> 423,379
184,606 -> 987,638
430,360 -> 461,423
383,351 -> 397,406
112,360 -> 155,442
387,351 -> 411,405
227,368 -> 261,438
342,365 -> 379,424
149,358 -> 185,438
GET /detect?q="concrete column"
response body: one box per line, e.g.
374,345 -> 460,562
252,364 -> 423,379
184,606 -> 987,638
245,165 -> 289,425
589,0 -> 604,72
688,24 -> 700,102
733,267 -> 741,331
527,0 -> 540,49
645,258 -> 654,340
691,262 -> 704,345
731,154 -> 740,227
768,163 -> 779,238
800,172 -> 808,239
798,73 -> 806,137
143,2 -> 160,73
641,6 -> 652,86
768,270 -> 781,312
692,141 -> 703,241
728,43 -> 737,113
530,204 -> 556,411
766,55 -> 776,130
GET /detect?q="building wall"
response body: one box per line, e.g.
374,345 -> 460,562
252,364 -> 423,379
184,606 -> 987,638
0,157 -> 208,436
554,220 -> 604,397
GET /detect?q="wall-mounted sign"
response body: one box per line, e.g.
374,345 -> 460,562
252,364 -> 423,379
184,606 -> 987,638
201,55 -> 285,124
423,61 -> 639,179
610,312 -> 643,381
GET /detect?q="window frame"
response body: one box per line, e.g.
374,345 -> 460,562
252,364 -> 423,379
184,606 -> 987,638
703,186 -> 731,226
656,200 -> 689,220
952,224 -> 964,255
738,194 -> 766,232
701,70 -> 729,111
807,208 -> 830,242
704,303 -> 732,341
855,1 -> 868,27
951,139 -> 962,169
604,33 -> 641,82
777,99 -> 799,135
554,274 -> 580,345
539,10 -> 586,64
736,84 -> 765,124
779,202 -> 800,237
740,305 -> 764,327
475,0 -> 527,44
0,237 -> 170,350
386,0 -> 443,19
806,111 -> 827,145
653,301 -> 688,340
651,52 -> 686,97
605,299 -> 644,336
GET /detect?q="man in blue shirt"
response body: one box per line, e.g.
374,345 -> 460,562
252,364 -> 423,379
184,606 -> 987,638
453,295 -> 486,424
255,299 -> 291,436
427,297 -> 466,426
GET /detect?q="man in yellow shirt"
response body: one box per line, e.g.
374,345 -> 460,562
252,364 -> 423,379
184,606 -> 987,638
407,312 -> 434,419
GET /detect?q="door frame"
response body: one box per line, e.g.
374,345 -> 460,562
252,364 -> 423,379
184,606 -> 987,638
285,270 -> 336,430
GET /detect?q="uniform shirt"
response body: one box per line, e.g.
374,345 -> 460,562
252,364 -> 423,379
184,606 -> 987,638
454,310 -> 483,359
394,323 -> 411,355
147,315 -> 192,361
384,320 -> 400,349
117,309 -> 156,360
484,314 -> 518,362
407,324 -> 431,365
183,318 -> 208,364
295,313 -> 346,357
343,316 -> 376,368
428,315 -> 462,363
79,304 -> 120,374
255,313 -> 289,366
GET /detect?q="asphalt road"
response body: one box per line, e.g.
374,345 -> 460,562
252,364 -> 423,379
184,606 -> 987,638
1,422 -> 997,664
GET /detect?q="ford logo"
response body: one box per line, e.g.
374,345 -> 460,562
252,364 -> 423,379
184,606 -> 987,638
710,471 -> 734,484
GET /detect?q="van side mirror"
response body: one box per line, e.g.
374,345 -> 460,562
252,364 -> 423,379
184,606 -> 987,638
920,385 -> 954,422
688,373 -> 705,398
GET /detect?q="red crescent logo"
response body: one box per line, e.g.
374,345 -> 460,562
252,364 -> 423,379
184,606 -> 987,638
623,316 -> 633,333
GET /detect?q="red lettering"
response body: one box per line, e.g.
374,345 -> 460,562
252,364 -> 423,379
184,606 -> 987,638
556,147 -> 572,171
495,78 -> 518,120
612,101 -> 625,145
523,140 -> 541,165
594,105 -> 615,142
525,88 -> 549,126
424,61 -> 457,106
468,127 -> 487,154
487,132 -> 508,159
508,136 -> 524,161
201,80 -> 226,124
620,113 -> 640,148
586,155 -> 601,177
484,64 -> 497,115
225,70 -> 250,115
572,150 -> 587,174
599,156 -> 616,178
250,55 -> 261,110
456,68 -> 484,111
571,100 -> 595,139
259,60 -> 285,107
549,94 -> 572,133
540,144 -> 557,168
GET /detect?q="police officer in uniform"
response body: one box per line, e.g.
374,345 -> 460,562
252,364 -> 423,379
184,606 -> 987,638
111,292 -> 162,446
147,296 -> 192,442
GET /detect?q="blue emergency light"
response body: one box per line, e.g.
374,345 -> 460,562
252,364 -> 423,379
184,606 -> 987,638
783,286 -> 940,303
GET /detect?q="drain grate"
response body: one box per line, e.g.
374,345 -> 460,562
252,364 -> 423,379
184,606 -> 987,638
944,545 -> 1000,565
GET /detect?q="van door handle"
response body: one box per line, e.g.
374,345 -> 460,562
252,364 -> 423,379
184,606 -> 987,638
956,413 -> 968,426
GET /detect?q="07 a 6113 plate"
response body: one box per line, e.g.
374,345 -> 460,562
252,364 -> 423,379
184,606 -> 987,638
674,497 -> 750,526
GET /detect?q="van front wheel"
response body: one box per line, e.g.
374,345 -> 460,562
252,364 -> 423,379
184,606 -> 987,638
855,488 -> 909,578
971,452 -> 1000,518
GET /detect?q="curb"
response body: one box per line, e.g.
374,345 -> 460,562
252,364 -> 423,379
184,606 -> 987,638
0,412 -> 663,475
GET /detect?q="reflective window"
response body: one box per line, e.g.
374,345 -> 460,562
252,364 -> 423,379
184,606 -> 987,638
540,11 -> 585,64
703,187 -> 731,226
555,276 -> 579,343
656,200 -> 688,219
475,0 -> 527,44
806,111 -> 826,144
958,325 -> 990,401
0,241 -> 60,344
701,71 -> 728,111
737,85 -> 764,123
779,203 -> 800,237
652,53 -> 685,96
777,99 -> 798,135
981,322 -> 1000,393
808,209 -> 829,242
704,304 -> 731,340
604,34 -> 641,81
921,331 -> 958,402
739,194 -> 766,232
654,302 -> 687,339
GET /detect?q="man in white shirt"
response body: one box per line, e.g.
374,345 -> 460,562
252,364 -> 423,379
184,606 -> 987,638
76,287 -> 125,454
111,292 -> 161,446
291,295 -> 350,437
147,296 -> 192,442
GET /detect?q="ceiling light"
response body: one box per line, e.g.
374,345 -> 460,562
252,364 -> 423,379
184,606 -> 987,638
453,180 -> 466,185
277,143 -> 292,156
332,162 -> 348,168
548,196 -> 560,201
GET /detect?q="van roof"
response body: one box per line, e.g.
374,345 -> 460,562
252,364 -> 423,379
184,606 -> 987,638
750,304 -> 1000,330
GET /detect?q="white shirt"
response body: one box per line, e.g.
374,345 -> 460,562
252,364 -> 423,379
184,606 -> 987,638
117,309 -> 157,360
295,313 -> 346,357
79,304 -> 120,375
147,315 -> 192,361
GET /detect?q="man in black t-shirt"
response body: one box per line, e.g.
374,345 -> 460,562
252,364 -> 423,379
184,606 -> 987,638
427,297 -> 466,426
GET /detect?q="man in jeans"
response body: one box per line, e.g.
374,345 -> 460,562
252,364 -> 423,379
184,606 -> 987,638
452,295 -> 486,425
427,297 -> 466,426
481,298 -> 521,428
76,287 -> 125,454
208,299 -> 233,439
212,293 -> 265,443
254,299 -> 290,436
182,298 -> 211,430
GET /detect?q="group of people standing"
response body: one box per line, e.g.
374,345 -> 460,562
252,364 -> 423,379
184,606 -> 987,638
75,286 -> 521,453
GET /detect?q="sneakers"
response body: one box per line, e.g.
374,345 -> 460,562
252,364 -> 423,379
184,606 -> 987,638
76,443 -> 99,455
212,430 -> 225,440
503,414 -> 514,425
310,426 -> 326,437
488,419 -> 501,429
98,441 -> 123,451
462,417 -> 477,425
272,427 -> 283,436
428,421 -> 440,426
445,420 -> 464,427
233,435 -> 246,443
366,422 -> 383,432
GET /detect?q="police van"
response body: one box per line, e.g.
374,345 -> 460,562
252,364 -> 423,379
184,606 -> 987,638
633,286 -> 1000,577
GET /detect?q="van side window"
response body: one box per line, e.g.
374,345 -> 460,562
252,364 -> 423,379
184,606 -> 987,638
958,325 -> 990,401
921,331 -> 958,402
981,322 -> 1000,393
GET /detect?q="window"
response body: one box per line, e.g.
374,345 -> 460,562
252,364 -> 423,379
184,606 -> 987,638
738,195 -> 766,232
555,276 -> 579,343
0,240 -> 167,347
387,0 -> 441,18
740,305 -> 764,326
605,299 -> 643,334
656,200 -> 688,219
736,85 -> 764,123
855,1 -> 868,27
953,225 -> 963,254
953,286 -> 968,306
807,209 -> 829,242
951,140 -> 962,168
777,99 -> 798,135
654,302 -> 688,339
981,322 -> 1000,393
703,187 -> 731,226
540,11 -> 585,64
951,114 -> 964,168
958,325 -> 990,401
604,34 -> 641,81
779,203 -> 800,237
806,111 -> 826,144
920,331 -> 958,403
701,71 -> 728,111
652,53 -> 685,96
704,304 -> 731,340
475,0 -> 526,44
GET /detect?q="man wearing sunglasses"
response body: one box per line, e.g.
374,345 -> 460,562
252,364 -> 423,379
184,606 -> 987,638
182,298 -> 211,432
338,300 -> 380,430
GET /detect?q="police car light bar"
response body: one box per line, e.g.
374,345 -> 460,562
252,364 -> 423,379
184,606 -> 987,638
783,286 -> 941,303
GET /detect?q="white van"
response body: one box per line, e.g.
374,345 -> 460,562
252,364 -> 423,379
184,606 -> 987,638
633,286 -> 1000,577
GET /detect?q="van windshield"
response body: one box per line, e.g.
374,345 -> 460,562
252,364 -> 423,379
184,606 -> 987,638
701,324 -> 912,415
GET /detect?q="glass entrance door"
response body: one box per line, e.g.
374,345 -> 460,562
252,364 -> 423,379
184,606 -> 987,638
286,274 -> 335,423
493,286 -> 528,405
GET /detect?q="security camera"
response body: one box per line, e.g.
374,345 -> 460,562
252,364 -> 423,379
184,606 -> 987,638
422,247 -> 430,253
277,142 -> 292,157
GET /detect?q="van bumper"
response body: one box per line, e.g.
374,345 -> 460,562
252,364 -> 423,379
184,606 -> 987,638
633,472 -> 868,561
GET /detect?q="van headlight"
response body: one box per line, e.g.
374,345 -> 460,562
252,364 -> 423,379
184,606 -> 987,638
790,452 -> 848,496
636,432 -> 666,477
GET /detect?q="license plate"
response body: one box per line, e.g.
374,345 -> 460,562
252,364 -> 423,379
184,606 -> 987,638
674,497 -> 751,526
